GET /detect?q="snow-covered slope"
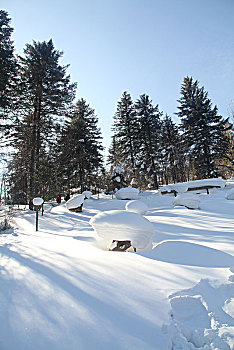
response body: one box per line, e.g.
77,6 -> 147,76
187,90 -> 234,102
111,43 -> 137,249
0,189 -> 233,349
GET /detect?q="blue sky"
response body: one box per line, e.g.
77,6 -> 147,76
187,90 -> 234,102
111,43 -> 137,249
2,0 -> 234,152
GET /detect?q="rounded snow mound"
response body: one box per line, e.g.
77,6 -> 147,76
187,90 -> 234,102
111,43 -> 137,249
115,187 -> 139,200
66,194 -> 85,210
82,191 -> 92,199
90,210 -> 155,251
225,188 -> 234,200
173,193 -> 200,209
125,200 -> 148,215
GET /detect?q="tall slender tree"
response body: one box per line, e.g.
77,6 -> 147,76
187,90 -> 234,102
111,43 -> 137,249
108,91 -> 138,178
9,39 -> 76,201
177,76 -> 229,179
134,94 -> 163,188
56,98 -> 103,192
0,10 -> 16,113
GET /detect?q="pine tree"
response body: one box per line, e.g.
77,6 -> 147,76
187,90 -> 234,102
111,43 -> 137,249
161,115 -> 187,184
9,39 -> 76,201
177,76 -> 229,179
108,92 -> 138,179
134,94 -> 163,189
0,10 -> 16,112
56,98 -> 103,193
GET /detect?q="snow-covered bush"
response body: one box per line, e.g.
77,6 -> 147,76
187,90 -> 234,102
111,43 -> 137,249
82,191 -> 92,199
90,210 -> 155,251
125,200 -> 148,215
225,188 -> 234,200
66,194 -> 85,211
115,187 -> 139,200
173,193 -> 200,209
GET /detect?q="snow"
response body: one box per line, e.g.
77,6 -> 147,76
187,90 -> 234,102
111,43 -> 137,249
90,210 -> 155,250
82,190 -> 92,199
0,186 -> 234,349
125,200 -> 148,214
173,193 -> 201,209
32,197 -> 44,206
226,188 -> 234,200
160,178 -> 226,195
66,194 -> 85,210
115,187 -> 139,200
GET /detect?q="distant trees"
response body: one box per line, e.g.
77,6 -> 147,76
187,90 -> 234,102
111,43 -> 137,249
177,76 -> 230,179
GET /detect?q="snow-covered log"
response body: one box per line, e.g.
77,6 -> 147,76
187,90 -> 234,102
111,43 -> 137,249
115,187 -> 139,200
82,191 -> 92,199
173,193 -> 200,209
90,210 -> 155,251
66,194 -> 85,212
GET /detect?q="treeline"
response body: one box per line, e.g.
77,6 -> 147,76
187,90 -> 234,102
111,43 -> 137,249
0,10 -> 233,204
108,85 -> 233,189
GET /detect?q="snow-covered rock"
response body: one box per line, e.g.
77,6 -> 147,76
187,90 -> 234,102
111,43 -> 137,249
173,193 -> 200,209
82,191 -> 92,199
66,194 -> 85,210
115,187 -> 139,200
125,200 -> 148,215
225,188 -> 234,200
90,210 -> 155,251
33,198 -> 44,206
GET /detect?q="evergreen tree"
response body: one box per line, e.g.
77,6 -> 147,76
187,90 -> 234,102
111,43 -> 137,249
9,39 -> 76,201
0,10 -> 16,112
56,98 -> 103,192
108,92 -> 138,178
161,115 -> 187,184
177,76 -> 229,179
134,94 -> 163,189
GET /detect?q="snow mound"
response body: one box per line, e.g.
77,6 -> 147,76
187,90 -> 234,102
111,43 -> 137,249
125,200 -> 148,215
115,187 -> 139,200
225,188 -> 234,200
164,278 -> 234,349
173,193 -> 200,209
66,194 -> 85,210
90,210 -> 155,251
82,191 -> 92,199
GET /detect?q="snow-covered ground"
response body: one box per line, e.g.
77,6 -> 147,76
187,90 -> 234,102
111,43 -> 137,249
0,187 -> 234,350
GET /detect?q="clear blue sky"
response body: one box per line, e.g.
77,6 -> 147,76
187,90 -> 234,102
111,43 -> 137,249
2,0 -> 234,152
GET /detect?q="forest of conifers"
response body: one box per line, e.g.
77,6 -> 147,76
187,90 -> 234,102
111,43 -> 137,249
0,10 -> 233,204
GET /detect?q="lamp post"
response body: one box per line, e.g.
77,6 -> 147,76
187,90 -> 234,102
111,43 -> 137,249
33,197 -> 44,231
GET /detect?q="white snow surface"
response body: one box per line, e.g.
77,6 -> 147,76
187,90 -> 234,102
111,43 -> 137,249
173,193 -> 201,209
82,191 -> 92,199
125,199 -> 149,214
90,210 -> 154,250
66,194 -> 85,210
0,187 -> 234,350
115,187 -> 139,200
226,188 -> 234,200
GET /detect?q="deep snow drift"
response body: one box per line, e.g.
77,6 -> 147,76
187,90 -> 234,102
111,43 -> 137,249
0,186 -> 234,350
